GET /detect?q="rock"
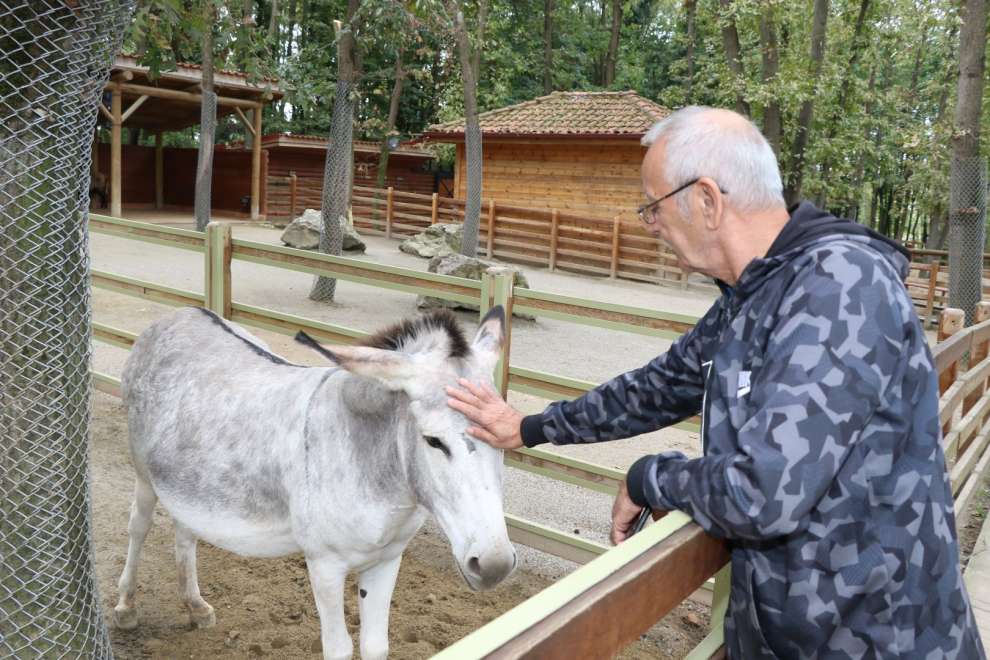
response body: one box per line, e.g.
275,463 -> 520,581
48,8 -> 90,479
279,208 -> 366,253
425,593 -> 437,604
682,612 -> 704,628
416,253 -> 533,319
398,223 -> 463,258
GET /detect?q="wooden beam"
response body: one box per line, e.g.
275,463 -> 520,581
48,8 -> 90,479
154,132 -> 164,209
110,85 -> 122,217
251,108 -> 262,220
110,70 -> 134,83
234,107 -> 257,136
105,82 -> 263,110
98,102 -> 113,122
120,94 -> 149,124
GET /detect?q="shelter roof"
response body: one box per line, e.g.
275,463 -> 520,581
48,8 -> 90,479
105,54 -> 282,132
423,91 -> 670,142
260,133 -> 436,159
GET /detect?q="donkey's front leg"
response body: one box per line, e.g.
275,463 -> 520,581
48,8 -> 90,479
357,555 -> 403,660
306,555 -> 352,660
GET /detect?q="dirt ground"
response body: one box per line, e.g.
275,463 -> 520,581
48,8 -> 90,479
90,391 -> 710,660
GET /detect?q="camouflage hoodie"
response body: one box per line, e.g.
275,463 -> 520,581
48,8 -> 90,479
520,203 -> 986,659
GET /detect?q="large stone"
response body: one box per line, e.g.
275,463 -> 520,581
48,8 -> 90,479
398,223 -> 463,258
279,208 -> 366,253
417,252 -> 533,319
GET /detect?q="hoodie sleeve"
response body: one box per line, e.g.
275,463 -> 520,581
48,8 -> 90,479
519,301 -> 722,447
626,244 -> 911,540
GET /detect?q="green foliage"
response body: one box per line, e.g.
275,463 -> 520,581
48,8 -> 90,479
124,0 -> 987,243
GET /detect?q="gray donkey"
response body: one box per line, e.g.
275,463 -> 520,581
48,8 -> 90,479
113,306 -> 515,660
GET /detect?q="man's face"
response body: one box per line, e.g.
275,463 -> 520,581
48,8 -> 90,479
640,143 -> 704,272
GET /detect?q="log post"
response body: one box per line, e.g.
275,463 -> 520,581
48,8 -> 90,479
385,186 -> 394,239
154,131 -> 164,210
251,108 -> 263,220
938,308 -> 966,396
610,216 -> 621,279
205,222 -> 233,319
110,84 -> 122,217
486,199 -> 496,258
431,192 -> 439,225
486,267 -> 515,399
288,171 -> 298,220
549,208 -> 559,272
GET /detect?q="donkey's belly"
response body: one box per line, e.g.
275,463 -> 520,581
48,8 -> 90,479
160,491 -> 300,558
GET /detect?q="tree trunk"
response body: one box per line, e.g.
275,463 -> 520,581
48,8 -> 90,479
758,5 -> 781,156
310,12 -> 358,302
604,0 -> 622,87
783,0 -> 829,205
947,0 -> 987,322
0,2 -> 130,656
194,1 -> 216,232
268,0 -> 279,56
685,0 -> 696,101
718,0 -> 750,116
376,51 -> 405,190
285,0 -> 297,59
543,0 -> 553,94
454,6 -> 483,258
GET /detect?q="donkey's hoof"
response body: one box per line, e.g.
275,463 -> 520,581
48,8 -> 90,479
189,605 -> 216,629
113,606 -> 139,630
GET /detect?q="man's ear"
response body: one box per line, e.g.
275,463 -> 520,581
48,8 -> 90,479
696,177 -> 723,230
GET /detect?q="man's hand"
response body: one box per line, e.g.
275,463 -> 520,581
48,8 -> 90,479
446,378 -> 525,449
610,480 -> 644,545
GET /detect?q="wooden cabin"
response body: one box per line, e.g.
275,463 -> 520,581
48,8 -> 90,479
261,134 -> 437,223
422,90 -> 670,219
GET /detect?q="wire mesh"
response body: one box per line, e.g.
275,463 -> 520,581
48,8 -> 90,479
461,121 -> 482,258
948,156 -> 988,324
310,77 -> 353,301
0,1 -> 132,657
194,89 -> 217,232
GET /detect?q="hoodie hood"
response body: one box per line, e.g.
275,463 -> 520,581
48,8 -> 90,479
732,201 -> 910,299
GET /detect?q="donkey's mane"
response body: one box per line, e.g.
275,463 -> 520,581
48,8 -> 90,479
360,310 -> 470,358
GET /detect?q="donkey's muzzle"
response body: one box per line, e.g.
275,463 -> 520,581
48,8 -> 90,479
463,544 -> 516,590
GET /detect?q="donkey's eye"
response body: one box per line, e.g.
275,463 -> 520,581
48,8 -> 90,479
424,435 -> 451,457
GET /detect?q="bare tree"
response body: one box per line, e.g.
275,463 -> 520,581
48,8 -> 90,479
718,0 -> 750,116
194,0 -> 217,232
604,0 -> 622,87
758,4 -> 781,156
543,0 -> 553,94
684,0 -> 696,101
376,50 -> 406,190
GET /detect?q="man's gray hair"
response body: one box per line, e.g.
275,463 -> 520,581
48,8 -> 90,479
642,106 -> 785,214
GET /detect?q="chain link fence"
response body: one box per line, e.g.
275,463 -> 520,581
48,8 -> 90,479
1,1 -> 132,657
948,156 -> 988,324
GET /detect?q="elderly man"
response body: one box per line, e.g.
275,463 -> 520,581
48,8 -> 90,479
447,107 -> 985,658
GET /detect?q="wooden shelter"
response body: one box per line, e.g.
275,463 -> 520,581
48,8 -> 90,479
423,90 -> 670,219
260,134 -> 437,222
98,54 -> 282,219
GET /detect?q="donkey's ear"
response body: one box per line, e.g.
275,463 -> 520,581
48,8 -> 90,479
295,332 -> 415,389
471,306 -> 505,367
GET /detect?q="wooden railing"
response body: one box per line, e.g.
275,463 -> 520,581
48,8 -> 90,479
348,185 -> 689,287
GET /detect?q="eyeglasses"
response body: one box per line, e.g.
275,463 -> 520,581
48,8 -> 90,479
636,178 -> 727,225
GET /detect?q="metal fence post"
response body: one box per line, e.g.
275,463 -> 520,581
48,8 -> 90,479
205,222 -> 232,318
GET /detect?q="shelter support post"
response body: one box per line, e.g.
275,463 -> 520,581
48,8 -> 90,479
111,85 -> 122,217
154,132 -> 163,209
251,108 -> 262,220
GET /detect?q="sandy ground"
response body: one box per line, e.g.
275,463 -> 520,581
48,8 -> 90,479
89,216 -> 720,658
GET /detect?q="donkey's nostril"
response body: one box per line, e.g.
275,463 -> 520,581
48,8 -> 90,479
467,556 -> 482,576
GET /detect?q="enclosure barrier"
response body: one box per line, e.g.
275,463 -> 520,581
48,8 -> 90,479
87,215 -> 990,657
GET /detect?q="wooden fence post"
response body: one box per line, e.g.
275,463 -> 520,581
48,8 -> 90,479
385,186 -> 394,239
610,216 -> 621,279
925,262 -> 940,328
549,209 -> 559,272
938,308 -> 966,395
288,171 -> 298,221
484,267 -> 514,398
486,200 -> 496,258
205,222 -> 232,319
431,192 -> 439,225
963,302 -> 990,418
